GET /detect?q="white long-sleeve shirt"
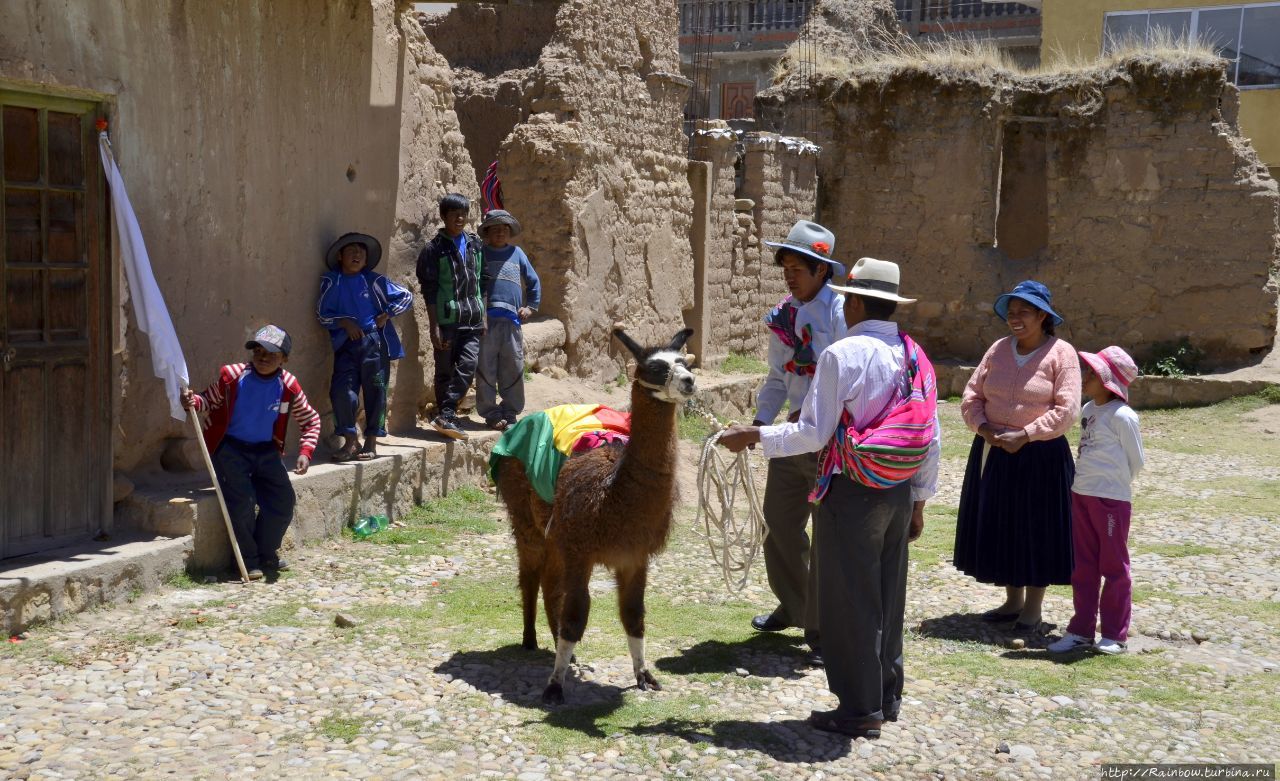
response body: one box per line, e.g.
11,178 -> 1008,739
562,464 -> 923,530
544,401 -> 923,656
754,285 -> 847,424
1073,399 -> 1144,502
759,320 -> 942,502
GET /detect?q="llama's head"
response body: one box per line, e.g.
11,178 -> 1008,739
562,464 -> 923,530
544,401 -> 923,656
613,327 -> 697,404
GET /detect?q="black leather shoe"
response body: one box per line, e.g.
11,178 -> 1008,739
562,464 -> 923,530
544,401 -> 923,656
751,613 -> 793,632
981,609 -> 1020,623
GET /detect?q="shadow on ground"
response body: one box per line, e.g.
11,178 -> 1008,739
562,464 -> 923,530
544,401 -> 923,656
629,717 -> 853,762
436,645 -> 631,735
654,632 -> 813,679
914,612 -> 1059,649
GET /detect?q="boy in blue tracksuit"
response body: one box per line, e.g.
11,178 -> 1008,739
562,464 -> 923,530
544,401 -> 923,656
476,209 -> 541,430
316,232 -> 414,461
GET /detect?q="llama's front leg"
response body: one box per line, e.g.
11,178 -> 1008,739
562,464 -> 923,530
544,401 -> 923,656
543,561 -> 591,705
618,564 -> 660,692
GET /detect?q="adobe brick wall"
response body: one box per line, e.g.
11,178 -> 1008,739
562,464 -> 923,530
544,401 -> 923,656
689,125 -> 820,365
493,0 -> 698,377
761,59 -> 1280,368
2,0 -> 478,472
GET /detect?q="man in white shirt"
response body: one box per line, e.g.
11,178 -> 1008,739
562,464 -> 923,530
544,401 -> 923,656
719,258 -> 940,740
749,221 -> 848,665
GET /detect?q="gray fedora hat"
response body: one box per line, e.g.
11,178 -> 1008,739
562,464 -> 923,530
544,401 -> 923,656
325,232 -> 383,271
763,220 -> 846,279
478,209 -> 522,238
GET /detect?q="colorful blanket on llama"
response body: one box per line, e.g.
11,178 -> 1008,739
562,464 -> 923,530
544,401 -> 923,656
488,403 -> 632,503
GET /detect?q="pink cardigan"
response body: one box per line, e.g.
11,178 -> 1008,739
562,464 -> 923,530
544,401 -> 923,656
961,336 -> 1081,441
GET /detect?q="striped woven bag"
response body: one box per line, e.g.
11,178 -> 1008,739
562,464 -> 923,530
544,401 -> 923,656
809,333 -> 937,503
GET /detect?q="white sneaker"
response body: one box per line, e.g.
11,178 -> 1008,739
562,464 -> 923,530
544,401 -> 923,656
1094,637 -> 1127,655
1047,632 -> 1093,653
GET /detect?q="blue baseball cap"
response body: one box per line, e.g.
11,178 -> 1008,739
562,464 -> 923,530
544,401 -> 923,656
994,280 -> 1063,326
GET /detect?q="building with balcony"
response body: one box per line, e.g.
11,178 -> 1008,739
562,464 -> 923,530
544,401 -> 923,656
679,1 -> 1042,126
1042,0 -> 1280,173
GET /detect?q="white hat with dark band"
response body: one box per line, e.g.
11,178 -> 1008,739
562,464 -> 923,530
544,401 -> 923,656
828,257 -> 917,303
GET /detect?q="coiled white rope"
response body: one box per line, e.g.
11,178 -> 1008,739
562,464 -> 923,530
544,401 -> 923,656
689,407 -> 769,593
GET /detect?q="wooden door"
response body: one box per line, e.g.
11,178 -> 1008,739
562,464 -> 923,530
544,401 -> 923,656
0,91 -> 108,559
720,82 -> 755,120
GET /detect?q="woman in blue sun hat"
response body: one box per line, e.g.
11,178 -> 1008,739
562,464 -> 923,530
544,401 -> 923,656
953,280 -> 1082,632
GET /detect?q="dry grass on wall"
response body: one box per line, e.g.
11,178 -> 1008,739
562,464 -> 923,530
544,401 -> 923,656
774,30 -> 1225,89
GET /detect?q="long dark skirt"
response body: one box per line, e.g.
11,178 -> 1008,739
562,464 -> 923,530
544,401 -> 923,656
953,435 -> 1074,587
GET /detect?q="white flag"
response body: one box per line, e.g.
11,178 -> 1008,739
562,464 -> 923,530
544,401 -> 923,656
98,132 -> 190,421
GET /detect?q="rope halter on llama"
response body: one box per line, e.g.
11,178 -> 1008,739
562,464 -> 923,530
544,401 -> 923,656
686,399 -> 769,594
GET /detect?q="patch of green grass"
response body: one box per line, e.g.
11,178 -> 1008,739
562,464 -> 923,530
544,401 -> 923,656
318,714 -> 364,743
1137,474 -> 1280,518
360,486 -> 500,553
118,631 -> 163,648
719,353 -> 769,375
918,645 -> 1162,700
174,615 -> 223,630
1135,542 -> 1222,558
615,371 -> 628,388
676,410 -> 722,444
910,506 -> 956,565
164,571 -> 202,589
1141,395 -> 1277,458
252,602 -> 309,627
126,586 -> 144,603
1257,384 -> 1280,405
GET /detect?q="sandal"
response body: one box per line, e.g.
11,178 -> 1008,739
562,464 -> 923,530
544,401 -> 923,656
356,441 -> 377,461
488,419 -> 508,432
806,710 -> 882,739
331,441 -> 361,462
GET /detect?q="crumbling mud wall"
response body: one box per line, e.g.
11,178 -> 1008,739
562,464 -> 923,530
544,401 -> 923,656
420,4 -> 559,188
762,58 -> 1280,368
491,0 -> 697,378
1,0 -> 475,474
689,124 -> 819,363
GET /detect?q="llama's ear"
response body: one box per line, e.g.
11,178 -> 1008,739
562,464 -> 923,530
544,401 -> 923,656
613,328 -> 646,361
667,328 -> 694,353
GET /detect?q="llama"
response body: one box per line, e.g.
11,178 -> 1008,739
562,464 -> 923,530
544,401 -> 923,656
493,327 -> 696,705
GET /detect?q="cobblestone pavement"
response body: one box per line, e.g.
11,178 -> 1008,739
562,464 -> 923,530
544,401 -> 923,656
2,400 -> 1277,780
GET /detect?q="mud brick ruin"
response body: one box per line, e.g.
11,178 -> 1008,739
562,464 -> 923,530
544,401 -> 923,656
759,2 -> 1279,368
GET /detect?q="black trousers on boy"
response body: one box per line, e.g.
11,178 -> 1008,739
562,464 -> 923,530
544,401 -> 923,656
433,325 -> 482,416
212,436 -> 296,570
813,476 -> 912,722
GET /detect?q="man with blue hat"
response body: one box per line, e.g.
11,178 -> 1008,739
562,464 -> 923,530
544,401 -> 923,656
748,219 -> 848,664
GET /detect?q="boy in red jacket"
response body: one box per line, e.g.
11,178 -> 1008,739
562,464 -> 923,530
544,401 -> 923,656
182,325 -> 321,580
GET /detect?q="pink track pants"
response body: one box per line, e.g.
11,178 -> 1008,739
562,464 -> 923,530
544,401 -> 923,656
1066,492 -> 1133,642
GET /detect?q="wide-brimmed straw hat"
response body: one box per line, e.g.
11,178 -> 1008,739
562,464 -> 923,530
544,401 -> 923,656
828,257 -> 917,303
763,220 -> 846,279
994,280 -> 1063,326
325,232 -> 383,271
1079,346 -> 1139,402
478,209 -> 522,238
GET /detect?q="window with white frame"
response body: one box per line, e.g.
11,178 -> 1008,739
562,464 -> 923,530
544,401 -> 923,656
1102,3 -> 1280,88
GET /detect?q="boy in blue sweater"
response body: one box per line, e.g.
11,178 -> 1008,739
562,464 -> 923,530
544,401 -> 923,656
317,232 -> 414,460
476,209 -> 541,430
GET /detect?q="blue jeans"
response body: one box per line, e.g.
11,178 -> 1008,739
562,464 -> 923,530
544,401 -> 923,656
330,331 -> 390,438
212,437 -> 296,571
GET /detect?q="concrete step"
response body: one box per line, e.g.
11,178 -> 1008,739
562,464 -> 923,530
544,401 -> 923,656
0,534 -> 192,636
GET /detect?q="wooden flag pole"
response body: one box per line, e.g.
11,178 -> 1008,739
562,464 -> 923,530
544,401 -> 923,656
187,407 -> 251,584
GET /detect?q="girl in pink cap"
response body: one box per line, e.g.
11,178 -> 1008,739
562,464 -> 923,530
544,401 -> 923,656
1049,346 -> 1145,655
